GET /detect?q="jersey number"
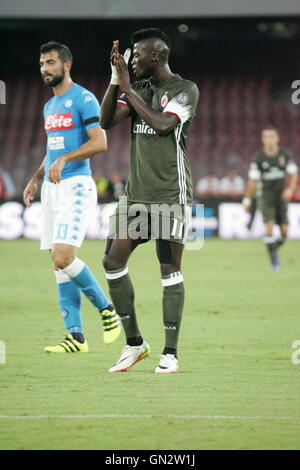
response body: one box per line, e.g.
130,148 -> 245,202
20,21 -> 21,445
55,223 -> 68,240
171,219 -> 184,239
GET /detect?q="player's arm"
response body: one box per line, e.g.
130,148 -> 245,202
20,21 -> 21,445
123,86 -> 179,135
23,157 -> 45,207
101,86 -> 131,129
242,162 -> 260,211
282,159 -> 298,201
115,54 -> 179,135
48,126 -> 107,184
100,40 -> 131,129
243,180 -> 258,211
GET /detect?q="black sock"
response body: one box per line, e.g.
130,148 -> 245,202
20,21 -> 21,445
163,347 -> 177,358
127,336 -> 143,347
275,237 -> 286,249
71,333 -> 85,344
162,280 -> 184,351
264,238 -> 277,263
107,271 -> 141,339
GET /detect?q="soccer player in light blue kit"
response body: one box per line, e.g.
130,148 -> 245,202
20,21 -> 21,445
23,41 -> 121,352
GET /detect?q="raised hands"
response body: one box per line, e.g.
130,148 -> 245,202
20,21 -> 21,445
110,40 -> 131,92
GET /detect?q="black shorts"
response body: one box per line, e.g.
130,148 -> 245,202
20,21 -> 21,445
108,196 -> 191,245
261,197 -> 288,225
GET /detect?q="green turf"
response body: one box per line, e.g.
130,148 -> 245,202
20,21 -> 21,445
0,239 -> 299,450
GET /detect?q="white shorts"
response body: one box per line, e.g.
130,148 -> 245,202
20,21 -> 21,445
40,175 -> 97,250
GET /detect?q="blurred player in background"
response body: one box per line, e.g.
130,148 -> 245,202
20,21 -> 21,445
23,41 -> 120,353
100,28 -> 199,373
0,165 -> 17,200
243,126 -> 298,271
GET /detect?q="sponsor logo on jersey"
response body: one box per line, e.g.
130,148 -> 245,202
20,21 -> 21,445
64,99 -> 73,108
44,113 -> 74,131
176,92 -> 188,105
47,136 -> 65,150
161,93 -> 169,108
84,95 -> 93,103
133,119 -> 156,135
262,167 -> 285,180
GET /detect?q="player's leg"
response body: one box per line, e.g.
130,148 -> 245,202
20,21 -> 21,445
265,219 -> 275,238
46,176 -> 120,351
103,237 -> 140,342
279,223 -> 288,244
263,219 -> 280,270
247,197 -> 257,230
52,176 -> 111,310
276,199 -> 289,249
53,243 -> 110,311
261,197 -> 280,270
40,182 -> 87,352
39,181 -> 84,352
53,245 -> 82,339
154,239 -> 184,373
45,244 -> 88,352
52,242 -> 120,345
267,200 -> 288,273
103,237 -> 150,372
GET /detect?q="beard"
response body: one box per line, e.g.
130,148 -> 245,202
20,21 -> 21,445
134,67 -> 152,80
43,69 -> 65,87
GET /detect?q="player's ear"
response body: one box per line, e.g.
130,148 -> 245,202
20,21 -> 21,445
64,60 -> 72,73
151,51 -> 159,63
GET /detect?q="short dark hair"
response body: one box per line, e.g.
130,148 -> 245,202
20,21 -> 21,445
40,41 -> 73,63
131,28 -> 171,50
262,125 -> 279,134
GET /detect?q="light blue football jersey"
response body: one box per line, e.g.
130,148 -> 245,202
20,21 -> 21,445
43,83 -> 100,181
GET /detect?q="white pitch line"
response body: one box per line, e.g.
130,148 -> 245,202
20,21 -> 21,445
0,414 -> 299,421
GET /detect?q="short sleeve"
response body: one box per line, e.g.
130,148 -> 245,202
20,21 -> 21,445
117,92 -> 130,107
284,149 -> 298,174
78,91 -> 101,130
286,161 -> 298,174
117,90 -> 136,114
163,82 -> 199,123
248,161 -> 261,180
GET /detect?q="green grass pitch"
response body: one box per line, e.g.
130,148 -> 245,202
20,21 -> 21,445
0,238 -> 299,450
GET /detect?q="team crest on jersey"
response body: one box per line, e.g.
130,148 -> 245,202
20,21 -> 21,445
161,93 -> 169,108
262,161 -> 270,170
64,99 -> 73,108
278,155 -> 286,167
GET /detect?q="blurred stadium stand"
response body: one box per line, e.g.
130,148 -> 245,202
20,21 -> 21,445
1,73 -> 300,192
0,17 -> 300,194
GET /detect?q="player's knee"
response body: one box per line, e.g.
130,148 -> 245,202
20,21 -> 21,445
281,225 -> 288,238
102,255 -> 110,271
265,225 -> 273,237
102,254 -> 123,272
160,263 -> 179,276
51,251 -> 74,270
